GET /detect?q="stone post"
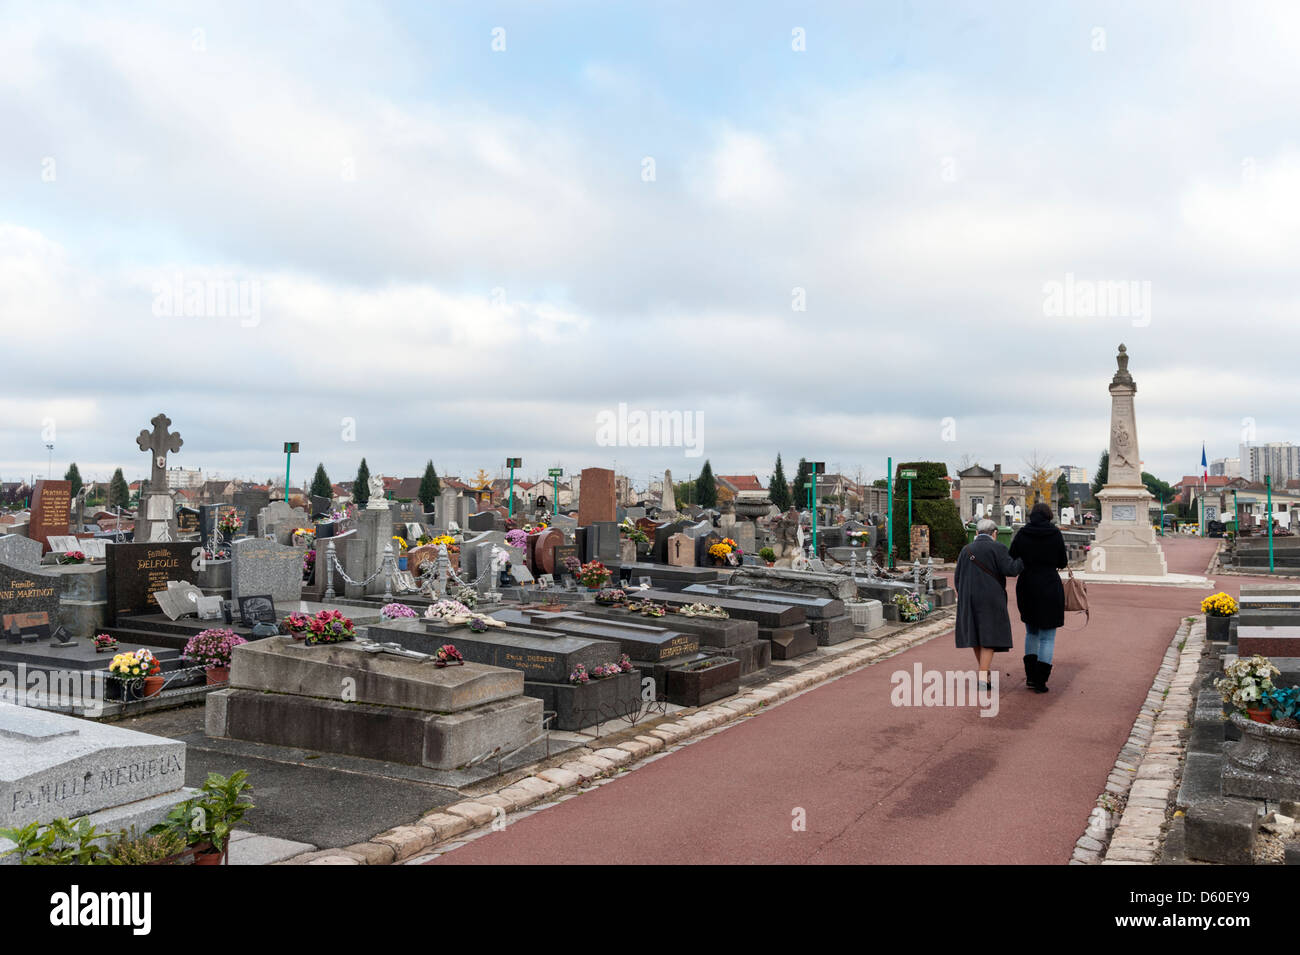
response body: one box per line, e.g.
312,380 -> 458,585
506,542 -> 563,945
325,539 -> 336,600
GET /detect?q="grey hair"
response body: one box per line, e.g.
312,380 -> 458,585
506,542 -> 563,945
976,518 -> 998,536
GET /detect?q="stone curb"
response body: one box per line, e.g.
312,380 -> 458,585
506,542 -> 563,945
279,610 -> 955,865
1069,616 -> 1203,865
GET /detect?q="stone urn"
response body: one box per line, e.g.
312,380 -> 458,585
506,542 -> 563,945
734,498 -> 772,521
1223,712 -> 1300,800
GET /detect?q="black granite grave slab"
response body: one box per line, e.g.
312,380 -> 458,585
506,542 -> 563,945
105,541 -> 200,623
682,583 -> 844,618
637,588 -> 805,628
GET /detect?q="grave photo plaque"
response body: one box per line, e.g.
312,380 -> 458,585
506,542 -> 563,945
238,595 -> 278,627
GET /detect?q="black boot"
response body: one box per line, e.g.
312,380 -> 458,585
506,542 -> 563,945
1033,661 -> 1052,694
1023,654 -> 1039,689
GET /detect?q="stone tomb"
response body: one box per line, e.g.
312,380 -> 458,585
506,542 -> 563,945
207,637 -> 543,770
581,604 -> 770,676
0,702 -> 193,861
683,583 -> 854,646
230,537 -> 303,604
369,618 -> 640,731
495,608 -> 707,704
636,589 -> 817,660
105,541 -> 201,623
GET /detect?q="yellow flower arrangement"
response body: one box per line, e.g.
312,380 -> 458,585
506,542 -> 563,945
392,535 -> 408,552
1201,592 -> 1238,617
708,542 -> 733,559
431,535 -> 456,548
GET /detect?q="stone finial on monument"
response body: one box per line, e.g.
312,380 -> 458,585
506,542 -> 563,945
366,474 -> 388,510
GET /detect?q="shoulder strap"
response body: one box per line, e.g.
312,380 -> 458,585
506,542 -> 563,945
968,551 -> 1000,580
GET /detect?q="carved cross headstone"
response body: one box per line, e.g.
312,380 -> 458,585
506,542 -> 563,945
136,413 -> 184,488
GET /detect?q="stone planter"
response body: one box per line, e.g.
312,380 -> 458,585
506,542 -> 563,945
847,601 -> 879,628
1223,711 -> 1300,800
1205,614 -> 1232,643
666,656 -> 740,707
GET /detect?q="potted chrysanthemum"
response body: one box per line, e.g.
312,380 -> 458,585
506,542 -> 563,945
1201,591 -> 1238,643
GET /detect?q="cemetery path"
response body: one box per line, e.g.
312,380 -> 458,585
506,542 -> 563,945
432,538 -> 1228,865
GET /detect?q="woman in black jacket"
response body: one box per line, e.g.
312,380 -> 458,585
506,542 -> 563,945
1008,502 -> 1068,693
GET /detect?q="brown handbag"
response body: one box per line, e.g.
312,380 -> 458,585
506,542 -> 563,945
1063,569 -> 1089,622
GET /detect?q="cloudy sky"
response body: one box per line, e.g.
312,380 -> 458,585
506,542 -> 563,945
2,1 -> 1297,490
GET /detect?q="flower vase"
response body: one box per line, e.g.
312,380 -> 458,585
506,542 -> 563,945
206,666 -> 230,685
142,676 -> 164,698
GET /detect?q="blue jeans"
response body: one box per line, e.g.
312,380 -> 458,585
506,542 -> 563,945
1024,628 -> 1057,665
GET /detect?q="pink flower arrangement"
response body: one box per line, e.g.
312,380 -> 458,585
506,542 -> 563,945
184,628 -> 247,669
380,602 -> 418,619
280,612 -> 313,634
59,550 -> 86,565
505,529 -> 528,550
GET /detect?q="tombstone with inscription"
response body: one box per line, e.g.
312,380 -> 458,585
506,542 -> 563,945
667,533 -> 694,567
231,538 -> 304,603
0,703 -> 193,861
28,480 -> 72,555
105,541 -> 200,623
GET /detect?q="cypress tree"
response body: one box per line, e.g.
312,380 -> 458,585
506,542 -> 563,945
696,461 -> 717,508
64,462 -> 83,497
769,454 -> 792,511
108,468 -> 129,508
354,458 -> 371,508
790,458 -> 811,510
418,461 -> 441,508
310,463 -> 332,501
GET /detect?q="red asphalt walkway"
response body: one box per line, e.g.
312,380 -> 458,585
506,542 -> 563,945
434,538 -> 1259,864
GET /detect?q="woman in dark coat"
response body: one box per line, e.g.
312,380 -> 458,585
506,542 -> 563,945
954,518 -> 1024,690
1008,501 -> 1068,693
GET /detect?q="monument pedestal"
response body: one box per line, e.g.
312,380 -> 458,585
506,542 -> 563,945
1094,487 -> 1168,576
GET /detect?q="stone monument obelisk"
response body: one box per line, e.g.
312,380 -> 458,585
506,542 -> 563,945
1093,344 -> 1167,576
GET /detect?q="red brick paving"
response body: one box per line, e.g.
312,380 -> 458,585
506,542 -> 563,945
433,538 -> 1260,864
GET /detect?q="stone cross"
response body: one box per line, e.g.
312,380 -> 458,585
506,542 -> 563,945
136,413 -> 183,488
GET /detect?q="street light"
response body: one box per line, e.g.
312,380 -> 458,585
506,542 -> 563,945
506,458 -> 522,518
283,442 -> 299,503
548,467 -> 562,516
809,461 -> 825,555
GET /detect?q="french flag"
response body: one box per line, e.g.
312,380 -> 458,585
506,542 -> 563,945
1201,443 -> 1208,485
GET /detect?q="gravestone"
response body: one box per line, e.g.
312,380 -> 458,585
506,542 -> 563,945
553,544 -> 579,580
134,414 -> 184,543
695,531 -> 723,567
232,488 -> 270,537
0,536 -> 42,572
592,521 -> 620,564
28,480 -> 71,554
231,538 -> 304,603
653,519 -> 691,564
176,506 -> 200,537
467,512 -> 498,532
0,703 -> 191,843
0,562 -> 61,636
578,468 -> 616,525
436,488 -> 457,532
105,541 -> 199,622
311,495 -> 332,519
532,528 -> 565,575
667,533 -> 694,567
